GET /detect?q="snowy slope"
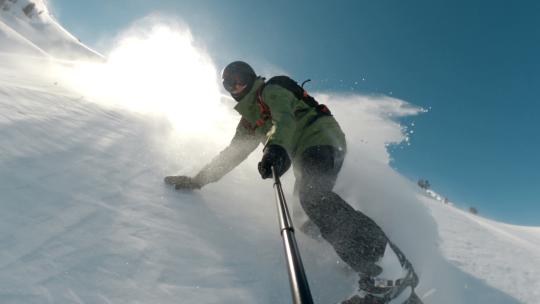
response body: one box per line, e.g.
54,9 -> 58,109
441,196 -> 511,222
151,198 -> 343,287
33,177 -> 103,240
0,19 -> 48,56
1,54 -> 535,304
422,194 -> 540,303
0,0 -> 102,60
1,4 -> 538,303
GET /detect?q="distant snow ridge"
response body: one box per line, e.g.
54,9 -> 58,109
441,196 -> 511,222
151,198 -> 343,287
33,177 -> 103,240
0,0 -> 102,60
0,0 -> 50,20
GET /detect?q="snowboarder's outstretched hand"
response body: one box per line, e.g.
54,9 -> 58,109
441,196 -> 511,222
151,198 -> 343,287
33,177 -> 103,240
164,175 -> 202,190
258,145 -> 291,179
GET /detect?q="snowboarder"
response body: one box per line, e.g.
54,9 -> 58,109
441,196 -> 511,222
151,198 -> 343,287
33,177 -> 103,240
165,61 -> 422,304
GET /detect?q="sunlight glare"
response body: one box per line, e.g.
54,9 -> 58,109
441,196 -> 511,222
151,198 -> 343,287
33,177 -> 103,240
63,22 -> 228,135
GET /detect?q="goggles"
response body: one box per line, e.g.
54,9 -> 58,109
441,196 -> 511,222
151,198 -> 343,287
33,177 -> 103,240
222,76 -> 240,93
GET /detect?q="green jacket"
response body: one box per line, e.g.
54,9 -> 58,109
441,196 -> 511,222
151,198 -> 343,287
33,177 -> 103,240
195,77 -> 346,185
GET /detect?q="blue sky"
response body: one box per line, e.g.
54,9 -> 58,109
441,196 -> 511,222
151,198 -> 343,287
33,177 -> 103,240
50,0 -> 540,225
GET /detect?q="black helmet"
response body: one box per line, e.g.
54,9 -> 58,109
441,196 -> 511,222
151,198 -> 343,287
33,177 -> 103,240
222,61 -> 256,101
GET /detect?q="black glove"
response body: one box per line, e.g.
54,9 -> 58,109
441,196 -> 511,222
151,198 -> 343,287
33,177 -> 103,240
258,145 -> 291,179
164,175 -> 202,190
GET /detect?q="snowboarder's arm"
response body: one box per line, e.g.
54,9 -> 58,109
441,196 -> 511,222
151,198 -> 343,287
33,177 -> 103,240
193,118 -> 261,186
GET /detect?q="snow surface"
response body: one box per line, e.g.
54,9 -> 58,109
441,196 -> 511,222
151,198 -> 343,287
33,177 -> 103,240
1,4 -> 539,304
421,191 -> 540,303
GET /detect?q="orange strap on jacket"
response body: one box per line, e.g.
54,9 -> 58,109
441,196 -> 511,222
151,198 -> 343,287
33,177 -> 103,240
255,86 -> 271,127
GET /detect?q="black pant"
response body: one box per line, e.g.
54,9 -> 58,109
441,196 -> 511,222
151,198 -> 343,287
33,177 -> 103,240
295,146 -> 389,276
